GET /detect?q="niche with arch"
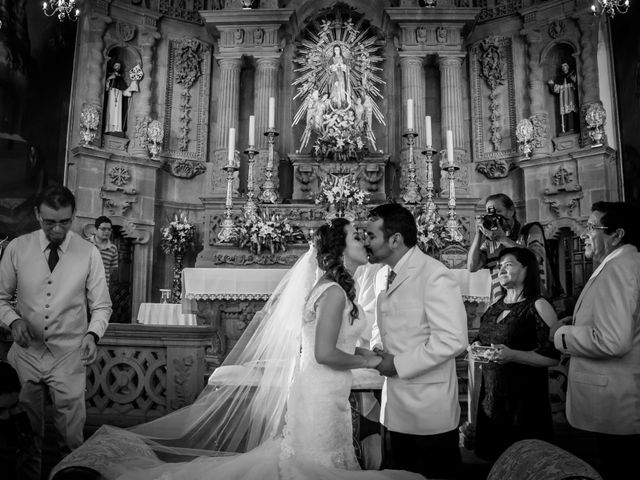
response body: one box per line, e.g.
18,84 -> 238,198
543,43 -> 580,139
103,46 -> 142,139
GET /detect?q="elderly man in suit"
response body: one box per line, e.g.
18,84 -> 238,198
365,203 -> 468,479
551,201 -> 640,480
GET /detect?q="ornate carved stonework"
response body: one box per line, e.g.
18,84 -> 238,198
475,159 -> 514,179
162,158 -> 207,179
548,20 -> 565,39
170,355 -> 194,410
164,39 -> 211,161
108,166 -> 131,186
477,0 -> 522,23
543,165 -> 583,218
530,112 -> 550,149
470,36 -> 517,161
101,184 -> 138,217
116,22 -> 136,43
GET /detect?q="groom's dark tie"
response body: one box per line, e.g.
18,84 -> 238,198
48,243 -> 59,272
386,270 -> 396,290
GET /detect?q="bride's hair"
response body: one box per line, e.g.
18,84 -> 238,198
314,218 -> 359,323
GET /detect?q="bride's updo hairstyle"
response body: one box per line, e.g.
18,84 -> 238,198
314,218 -> 359,322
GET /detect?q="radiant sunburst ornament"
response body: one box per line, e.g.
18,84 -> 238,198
292,18 -> 386,161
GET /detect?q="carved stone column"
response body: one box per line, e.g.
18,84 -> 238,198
522,30 -> 551,155
438,55 -> 466,151
438,54 -> 469,195
215,57 -> 242,151
212,57 -> 242,197
130,30 -> 161,156
399,55 -> 427,194
575,13 -> 602,146
83,13 -> 112,145
254,56 -> 280,149
254,56 -> 281,193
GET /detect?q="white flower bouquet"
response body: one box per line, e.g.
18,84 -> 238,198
314,173 -> 369,221
160,213 -> 196,255
233,210 -> 306,255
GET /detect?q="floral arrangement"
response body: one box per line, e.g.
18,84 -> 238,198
515,118 -> 535,159
314,173 -> 369,220
233,210 -> 306,255
313,109 -> 366,161
415,206 -> 447,255
160,213 -> 196,255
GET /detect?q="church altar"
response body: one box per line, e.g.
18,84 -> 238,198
182,265 -> 490,371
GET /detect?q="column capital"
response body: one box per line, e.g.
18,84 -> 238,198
217,57 -> 243,69
519,29 -> 542,45
437,55 -> 464,67
399,55 -> 425,67
255,56 -> 281,69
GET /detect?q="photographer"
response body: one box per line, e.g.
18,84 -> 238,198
468,193 -> 553,302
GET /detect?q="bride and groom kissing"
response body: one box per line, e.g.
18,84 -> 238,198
52,203 -> 468,480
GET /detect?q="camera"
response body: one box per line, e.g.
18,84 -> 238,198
481,207 -> 507,232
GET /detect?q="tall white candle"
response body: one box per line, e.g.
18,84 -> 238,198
407,99 -> 414,131
446,130 -> 454,166
227,127 -> 236,165
425,116 -> 432,147
268,97 -> 275,129
248,115 -> 255,146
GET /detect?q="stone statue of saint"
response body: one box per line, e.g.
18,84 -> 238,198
548,61 -> 579,135
104,60 -> 131,134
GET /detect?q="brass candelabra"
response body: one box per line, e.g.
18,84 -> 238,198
259,128 -> 279,204
401,129 -> 422,204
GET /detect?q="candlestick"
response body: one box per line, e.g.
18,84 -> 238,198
218,154 -> 240,243
401,128 -> 422,204
227,127 -> 236,165
421,146 -> 437,216
407,99 -> 414,131
259,127 -> 279,204
268,97 -> 275,129
444,161 -> 464,244
425,116 -> 432,148
248,115 -> 255,147
243,145 -> 259,219
446,130 -> 454,166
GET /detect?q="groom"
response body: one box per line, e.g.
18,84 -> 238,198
365,203 -> 468,479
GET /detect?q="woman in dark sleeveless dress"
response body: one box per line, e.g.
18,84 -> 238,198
473,247 -> 561,461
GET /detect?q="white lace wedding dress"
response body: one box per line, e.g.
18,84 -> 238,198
113,282 -> 422,480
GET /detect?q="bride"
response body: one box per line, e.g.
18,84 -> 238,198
51,218 -> 422,480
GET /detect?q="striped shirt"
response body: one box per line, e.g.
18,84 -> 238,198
91,237 -> 119,287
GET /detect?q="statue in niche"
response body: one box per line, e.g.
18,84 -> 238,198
548,60 -> 579,135
104,60 -> 132,135
292,18 -> 386,160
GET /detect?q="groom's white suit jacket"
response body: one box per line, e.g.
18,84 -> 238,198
375,247 -> 468,435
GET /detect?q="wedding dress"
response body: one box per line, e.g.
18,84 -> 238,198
51,248 -> 422,480
111,282 -> 421,480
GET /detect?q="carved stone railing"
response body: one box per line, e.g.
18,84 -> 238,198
84,324 -> 212,428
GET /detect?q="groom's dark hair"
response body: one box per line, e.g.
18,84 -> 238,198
368,203 -> 417,248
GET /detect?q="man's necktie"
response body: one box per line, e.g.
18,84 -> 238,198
48,243 -> 59,272
387,270 -> 396,290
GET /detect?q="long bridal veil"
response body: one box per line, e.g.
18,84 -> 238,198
51,246 -> 321,480
129,245 -> 321,455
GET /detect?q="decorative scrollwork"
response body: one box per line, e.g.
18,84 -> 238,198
475,159 -> 514,179
175,39 -> 205,152
163,158 -> 206,178
478,36 -> 506,151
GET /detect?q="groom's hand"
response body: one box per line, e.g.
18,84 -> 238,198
375,351 -> 397,377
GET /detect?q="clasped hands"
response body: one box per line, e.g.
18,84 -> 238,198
361,347 -> 397,377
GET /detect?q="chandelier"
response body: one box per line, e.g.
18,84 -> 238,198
591,0 -> 630,17
43,1 -> 80,22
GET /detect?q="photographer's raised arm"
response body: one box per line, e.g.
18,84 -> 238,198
467,219 -> 487,272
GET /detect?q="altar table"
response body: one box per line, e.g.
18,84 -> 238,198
136,303 -> 197,326
183,266 -> 490,303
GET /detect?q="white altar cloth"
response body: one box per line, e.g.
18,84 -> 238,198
137,303 -> 197,326
182,266 -> 490,303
